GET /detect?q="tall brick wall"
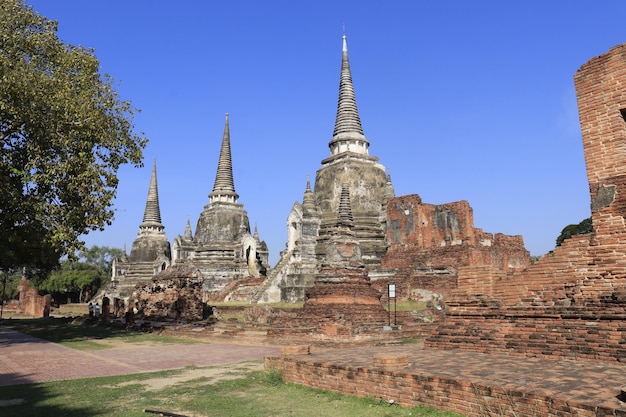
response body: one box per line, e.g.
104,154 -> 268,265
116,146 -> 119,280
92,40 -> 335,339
384,195 -> 529,272
427,43 -> 626,362
379,195 -> 529,301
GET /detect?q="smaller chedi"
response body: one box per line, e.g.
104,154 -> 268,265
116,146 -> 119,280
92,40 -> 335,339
171,113 -> 269,300
107,159 -> 172,302
105,114 -> 269,309
269,183 -> 388,341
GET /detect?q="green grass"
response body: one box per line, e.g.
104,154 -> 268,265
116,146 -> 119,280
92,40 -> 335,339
55,303 -> 91,316
0,366 -> 464,417
210,301 -> 305,309
1,318 -> 199,350
0,318 -> 464,416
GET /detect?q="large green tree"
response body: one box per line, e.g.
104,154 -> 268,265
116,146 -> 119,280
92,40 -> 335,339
35,245 -> 123,302
39,260 -> 105,303
80,245 -> 124,277
0,1 -> 147,273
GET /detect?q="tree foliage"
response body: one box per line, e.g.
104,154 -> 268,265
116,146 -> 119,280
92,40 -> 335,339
0,270 -> 23,301
36,246 -> 121,302
39,260 -> 105,303
0,1 -> 147,273
556,217 -> 593,247
80,245 -> 123,276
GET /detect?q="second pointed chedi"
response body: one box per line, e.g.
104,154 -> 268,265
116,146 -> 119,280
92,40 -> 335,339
171,113 -> 269,299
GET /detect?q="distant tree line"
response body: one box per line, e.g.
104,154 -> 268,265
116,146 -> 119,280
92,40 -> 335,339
38,246 -> 123,303
1,246 -> 122,304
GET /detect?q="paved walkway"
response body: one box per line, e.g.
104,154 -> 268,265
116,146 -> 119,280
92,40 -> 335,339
294,344 -> 626,411
0,327 -> 281,386
3,326 -> 626,414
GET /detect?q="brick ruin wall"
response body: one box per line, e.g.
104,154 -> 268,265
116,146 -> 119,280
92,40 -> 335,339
17,278 -> 51,317
375,195 -> 529,302
426,43 -> 626,363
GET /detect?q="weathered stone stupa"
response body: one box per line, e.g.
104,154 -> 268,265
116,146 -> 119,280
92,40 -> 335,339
254,35 -> 394,303
269,183 -> 388,340
108,160 -> 172,300
314,36 -> 393,264
171,114 -> 269,299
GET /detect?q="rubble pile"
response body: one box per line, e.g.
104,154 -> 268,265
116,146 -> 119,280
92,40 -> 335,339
134,264 -> 207,322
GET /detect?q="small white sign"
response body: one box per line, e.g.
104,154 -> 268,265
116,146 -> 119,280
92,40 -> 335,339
388,284 -> 396,298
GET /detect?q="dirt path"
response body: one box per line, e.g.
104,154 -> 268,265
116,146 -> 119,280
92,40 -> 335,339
111,360 -> 264,391
0,327 -> 281,387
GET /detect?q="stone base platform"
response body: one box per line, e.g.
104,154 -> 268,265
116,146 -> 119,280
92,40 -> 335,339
265,344 -> 626,416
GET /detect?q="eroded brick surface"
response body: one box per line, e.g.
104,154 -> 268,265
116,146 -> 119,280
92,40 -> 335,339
427,43 -> 626,363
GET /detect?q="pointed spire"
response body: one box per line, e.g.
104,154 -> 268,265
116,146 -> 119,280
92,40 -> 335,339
121,243 -> 129,261
209,113 -> 239,204
139,159 -> 165,233
184,215 -> 193,240
253,224 -> 259,241
384,168 -> 395,200
329,35 -> 369,157
337,183 -> 354,228
302,175 -> 317,213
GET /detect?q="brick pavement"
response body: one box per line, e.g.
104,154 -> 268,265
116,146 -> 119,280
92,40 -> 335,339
0,327 -> 281,386
5,325 -> 626,415
269,343 -> 626,416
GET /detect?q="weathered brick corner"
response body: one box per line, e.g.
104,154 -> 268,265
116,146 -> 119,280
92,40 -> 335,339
426,42 -> 626,363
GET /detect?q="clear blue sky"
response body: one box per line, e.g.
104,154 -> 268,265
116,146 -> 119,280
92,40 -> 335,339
26,1 -> 626,264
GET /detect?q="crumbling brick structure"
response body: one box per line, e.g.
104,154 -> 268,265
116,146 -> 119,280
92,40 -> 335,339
133,263 -> 208,322
17,277 -> 51,317
426,43 -> 626,363
374,195 -> 529,303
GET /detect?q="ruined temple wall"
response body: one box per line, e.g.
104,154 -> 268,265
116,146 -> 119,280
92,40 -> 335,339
576,43 -> 626,244
449,44 -> 626,307
425,303 -> 626,363
382,195 -> 529,273
267,353 -> 604,416
19,288 -> 50,317
386,196 -> 477,248
426,43 -> 626,361
448,232 -> 611,308
371,273 -> 457,303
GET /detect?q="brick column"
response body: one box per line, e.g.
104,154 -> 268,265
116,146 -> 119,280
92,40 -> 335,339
575,44 -> 626,241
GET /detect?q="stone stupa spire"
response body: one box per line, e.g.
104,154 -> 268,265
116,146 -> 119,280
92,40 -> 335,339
183,216 -> 193,240
138,159 -> 165,234
336,183 -> 354,228
209,113 -> 239,204
384,168 -> 395,200
328,35 -> 370,157
302,175 -> 317,213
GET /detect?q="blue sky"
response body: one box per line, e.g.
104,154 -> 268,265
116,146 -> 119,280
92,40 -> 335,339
26,1 -> 626,264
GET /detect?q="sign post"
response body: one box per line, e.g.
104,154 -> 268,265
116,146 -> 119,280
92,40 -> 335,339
388,284 -> 396,326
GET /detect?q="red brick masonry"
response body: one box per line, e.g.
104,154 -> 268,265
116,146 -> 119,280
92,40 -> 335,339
266,344 -> 626,416
425,42 -> 626,364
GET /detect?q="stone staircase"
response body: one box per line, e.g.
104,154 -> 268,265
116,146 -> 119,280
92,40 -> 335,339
249,250 -> 292,303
